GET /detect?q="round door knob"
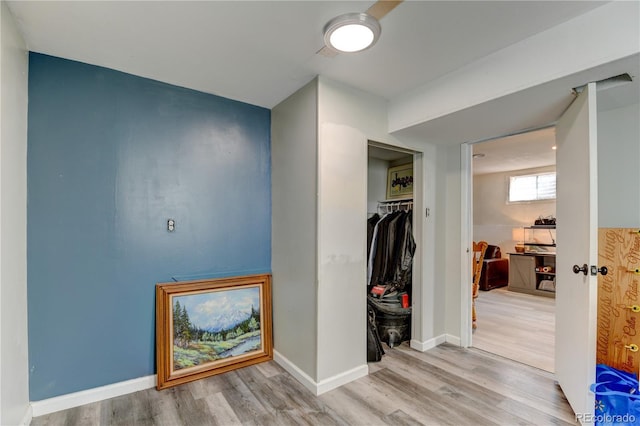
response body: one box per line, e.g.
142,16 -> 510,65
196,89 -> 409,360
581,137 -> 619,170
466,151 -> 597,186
590,265 -> 608,276
573,264 -> 588,275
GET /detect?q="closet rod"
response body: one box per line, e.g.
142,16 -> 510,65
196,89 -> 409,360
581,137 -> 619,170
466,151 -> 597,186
377,199 -> 413,214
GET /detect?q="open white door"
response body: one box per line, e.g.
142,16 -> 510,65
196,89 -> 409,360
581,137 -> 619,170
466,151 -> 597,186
555,82 -> 598,421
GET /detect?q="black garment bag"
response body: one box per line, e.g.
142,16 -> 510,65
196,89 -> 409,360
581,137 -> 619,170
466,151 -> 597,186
367,305 -> 385,362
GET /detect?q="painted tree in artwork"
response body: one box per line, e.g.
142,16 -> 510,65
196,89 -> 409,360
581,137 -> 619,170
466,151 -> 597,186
249,304 -> 260,331
248,316 -> 259,332
173,300 -> 192,348
181,305 -> 192,344
173,300 -> 182,340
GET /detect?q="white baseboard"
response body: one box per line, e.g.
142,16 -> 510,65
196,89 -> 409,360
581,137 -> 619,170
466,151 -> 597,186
20,404 -> 33,426
32,341 -> 421,418
273,350 -> 318,395
410,334 -> 462,352
445,334 -> 461,346
30,375 -> 156,417
273,350 -> 368,396
410,334 -> 447,352
316,364 -> 368,395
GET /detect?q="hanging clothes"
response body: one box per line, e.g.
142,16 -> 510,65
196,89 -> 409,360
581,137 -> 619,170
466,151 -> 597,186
367,208 -> 415,348
367,213 -> 380,262
367,210 -> 416,295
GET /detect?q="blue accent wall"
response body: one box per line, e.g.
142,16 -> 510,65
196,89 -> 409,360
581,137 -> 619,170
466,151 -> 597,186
27,53 -> 271,400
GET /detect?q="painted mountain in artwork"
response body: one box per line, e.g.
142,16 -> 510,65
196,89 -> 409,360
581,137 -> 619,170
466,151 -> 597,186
175,286 -> 260,332
203,309 -> 251,333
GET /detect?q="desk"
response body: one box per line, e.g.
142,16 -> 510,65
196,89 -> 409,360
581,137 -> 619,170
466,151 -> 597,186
508,253 -> 556,298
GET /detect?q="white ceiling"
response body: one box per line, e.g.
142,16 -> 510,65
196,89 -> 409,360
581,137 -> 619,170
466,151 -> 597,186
6,0 -> 638,173
7,0 -> 607,110
472,127 -> 556,175
369,126 -> 557,175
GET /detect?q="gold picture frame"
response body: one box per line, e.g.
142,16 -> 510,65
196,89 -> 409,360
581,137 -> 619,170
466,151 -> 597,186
156,274 -> 272,390
386,163 -> 413,199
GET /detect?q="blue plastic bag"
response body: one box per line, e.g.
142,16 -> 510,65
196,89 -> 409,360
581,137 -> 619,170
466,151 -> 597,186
590,364 -> 640,425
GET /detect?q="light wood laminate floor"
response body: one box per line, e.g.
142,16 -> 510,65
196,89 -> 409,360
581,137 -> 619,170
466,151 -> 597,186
473,287 -> 555,373
32,343 -> 575,426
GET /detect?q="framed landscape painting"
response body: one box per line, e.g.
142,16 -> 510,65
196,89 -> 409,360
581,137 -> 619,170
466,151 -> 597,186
156,274 -> 272,390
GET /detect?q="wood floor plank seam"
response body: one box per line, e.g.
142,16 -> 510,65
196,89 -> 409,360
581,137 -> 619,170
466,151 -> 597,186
392,346 -> 576,424
370,367 -> 501,426
32,343 -> 576,426
473,288 -> 554,372
376,356 -> 557,426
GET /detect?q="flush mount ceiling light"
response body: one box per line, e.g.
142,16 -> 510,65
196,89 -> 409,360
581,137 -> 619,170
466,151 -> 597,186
323,12 -> 381,53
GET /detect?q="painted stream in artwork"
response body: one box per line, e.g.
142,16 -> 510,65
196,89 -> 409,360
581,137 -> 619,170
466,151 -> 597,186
220,335 -> 261,358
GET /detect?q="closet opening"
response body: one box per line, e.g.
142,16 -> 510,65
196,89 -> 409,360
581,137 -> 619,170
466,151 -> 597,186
366,141 -> 420,361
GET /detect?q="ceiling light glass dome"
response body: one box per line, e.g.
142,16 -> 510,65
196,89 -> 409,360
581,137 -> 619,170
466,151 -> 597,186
323,13 -> 381,53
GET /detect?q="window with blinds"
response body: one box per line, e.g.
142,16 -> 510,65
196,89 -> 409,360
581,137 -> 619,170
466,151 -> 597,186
508,172 -> 556,203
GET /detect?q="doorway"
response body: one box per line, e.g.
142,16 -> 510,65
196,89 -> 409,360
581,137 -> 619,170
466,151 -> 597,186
457,78 -> 638,419
468,127 -> 557,372
367,141 -> 424,348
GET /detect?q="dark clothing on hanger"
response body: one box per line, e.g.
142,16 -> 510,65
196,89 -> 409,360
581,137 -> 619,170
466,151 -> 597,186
392,212 -> 415,286
367,213 -> 380,262
368,210 -> 415,293
369,211 -> 401,289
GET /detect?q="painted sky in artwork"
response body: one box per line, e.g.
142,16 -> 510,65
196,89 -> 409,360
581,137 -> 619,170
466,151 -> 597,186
175,286 -> 260,331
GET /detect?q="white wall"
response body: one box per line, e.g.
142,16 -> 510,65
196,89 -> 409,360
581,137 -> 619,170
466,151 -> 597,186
316,76 -> 398,383
367,157 -> 388,214
272,76 -> 436,392
314,76 -> 440,385
0,1 -> 30,424
388,2 -> 640,133
474,166 -> 556,253
598,102 -> 640,227
440,144 -> 463,341
316,120 -> 367,383
271,79 -> 318,380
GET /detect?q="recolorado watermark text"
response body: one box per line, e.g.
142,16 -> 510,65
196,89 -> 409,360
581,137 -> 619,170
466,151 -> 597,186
575,413 -> 636,424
